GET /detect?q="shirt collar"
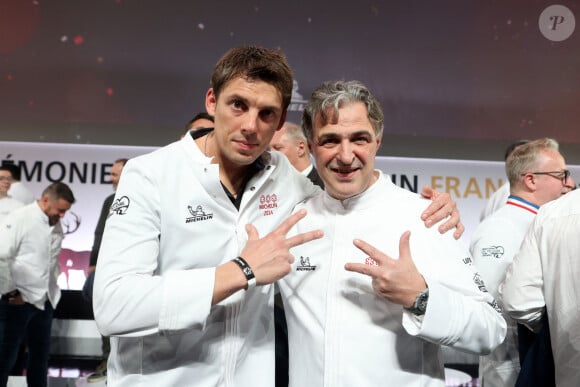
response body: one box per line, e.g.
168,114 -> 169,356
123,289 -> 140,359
506,195 -> 540,215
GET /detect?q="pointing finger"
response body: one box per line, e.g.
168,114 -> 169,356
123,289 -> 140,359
352,239 -> 391,266
273,209 -> 308,236
285,229 -> 324,249
344,262 -> 381,278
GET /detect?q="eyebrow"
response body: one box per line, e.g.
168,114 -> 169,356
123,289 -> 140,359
318,130 -> 373,140
227,93 -> 282,114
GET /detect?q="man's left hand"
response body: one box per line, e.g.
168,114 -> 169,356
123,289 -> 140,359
345,231 -> 427,308
420,186 -> 464,239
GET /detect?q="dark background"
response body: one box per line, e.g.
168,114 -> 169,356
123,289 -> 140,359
1,0 -> 579,162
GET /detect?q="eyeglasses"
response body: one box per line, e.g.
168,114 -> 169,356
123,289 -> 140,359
0,176 -> 14,182
522,170 -> 571,184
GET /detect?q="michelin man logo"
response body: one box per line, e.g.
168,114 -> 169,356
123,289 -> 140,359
186,205 -> 213,223
297,255 -> 316,271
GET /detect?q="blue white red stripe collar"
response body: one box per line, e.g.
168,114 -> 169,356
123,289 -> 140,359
506,195 -> 539,215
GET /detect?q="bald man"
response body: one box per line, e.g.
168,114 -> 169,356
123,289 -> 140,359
270,121 -> 324,188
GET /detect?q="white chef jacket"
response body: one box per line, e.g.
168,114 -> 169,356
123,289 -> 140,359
8,182 -> 35,205
0,201 -> 63,310
500,189 -> 580,387
279,172 -> 507,387
93,133 -> 319,387
480,182 -> 510,221
0,196 -> 24,218
470,195 -> 539,386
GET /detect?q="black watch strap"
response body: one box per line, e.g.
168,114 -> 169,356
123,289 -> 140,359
232,256 -> 257,290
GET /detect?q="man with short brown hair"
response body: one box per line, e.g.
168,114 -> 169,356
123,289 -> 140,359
93,47 -> 462,386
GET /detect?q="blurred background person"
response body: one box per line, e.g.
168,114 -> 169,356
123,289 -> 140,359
180,112 -> 214,139
0,182 -> 75,387
2,163 -> 35,205
270,121 -> 324,188
471,138 -> 573,386
0,165 -> 24,218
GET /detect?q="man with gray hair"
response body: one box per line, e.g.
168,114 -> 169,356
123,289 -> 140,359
470,138 -> 573,386
93,48 -> 462,387
278,80 -> 507,386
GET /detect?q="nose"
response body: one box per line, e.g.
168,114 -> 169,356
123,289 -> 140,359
241,110 -> 259,135
336,140 -> 355,165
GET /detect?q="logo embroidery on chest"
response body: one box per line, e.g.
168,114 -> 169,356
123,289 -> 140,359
296,256 -> 317,271
185,205 -> 213,223
481,246 -> 505,259
259,194 -> 278,216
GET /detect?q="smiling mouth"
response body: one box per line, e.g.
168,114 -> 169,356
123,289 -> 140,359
331,167 -> 359,176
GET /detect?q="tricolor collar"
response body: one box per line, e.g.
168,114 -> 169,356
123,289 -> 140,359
506,195 -> 540,215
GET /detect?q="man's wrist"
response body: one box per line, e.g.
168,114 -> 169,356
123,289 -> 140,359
232,256 -> 256,290
405,287 -> 429,316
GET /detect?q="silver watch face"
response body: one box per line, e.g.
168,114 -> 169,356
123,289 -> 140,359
413,289 -> 429,315
417,294 -> 428,312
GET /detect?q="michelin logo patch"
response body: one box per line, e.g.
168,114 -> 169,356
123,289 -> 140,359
296,256 -> 316,271
186,205 -> 213,223
259,194 -> 278,216
109,196 -> 130,216
481,246 -> 505,259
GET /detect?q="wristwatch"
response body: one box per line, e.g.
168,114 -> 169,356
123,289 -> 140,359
405,288 -> 429,316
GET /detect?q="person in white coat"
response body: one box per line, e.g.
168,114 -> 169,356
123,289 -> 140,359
0,166 -> 24,218
470,138 -> 573,386
278,80 -> 507,387
0,182 -> 75,387
93,47 -> 463,387
2,164 -> 35,205
500,188 -> 580,387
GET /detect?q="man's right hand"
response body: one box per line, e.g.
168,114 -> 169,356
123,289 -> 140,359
240,209 -> 323,285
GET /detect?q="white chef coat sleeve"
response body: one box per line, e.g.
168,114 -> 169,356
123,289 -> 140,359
402,229 -> 507,355
499,221 -> 545,333
93,159 -> 215,337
